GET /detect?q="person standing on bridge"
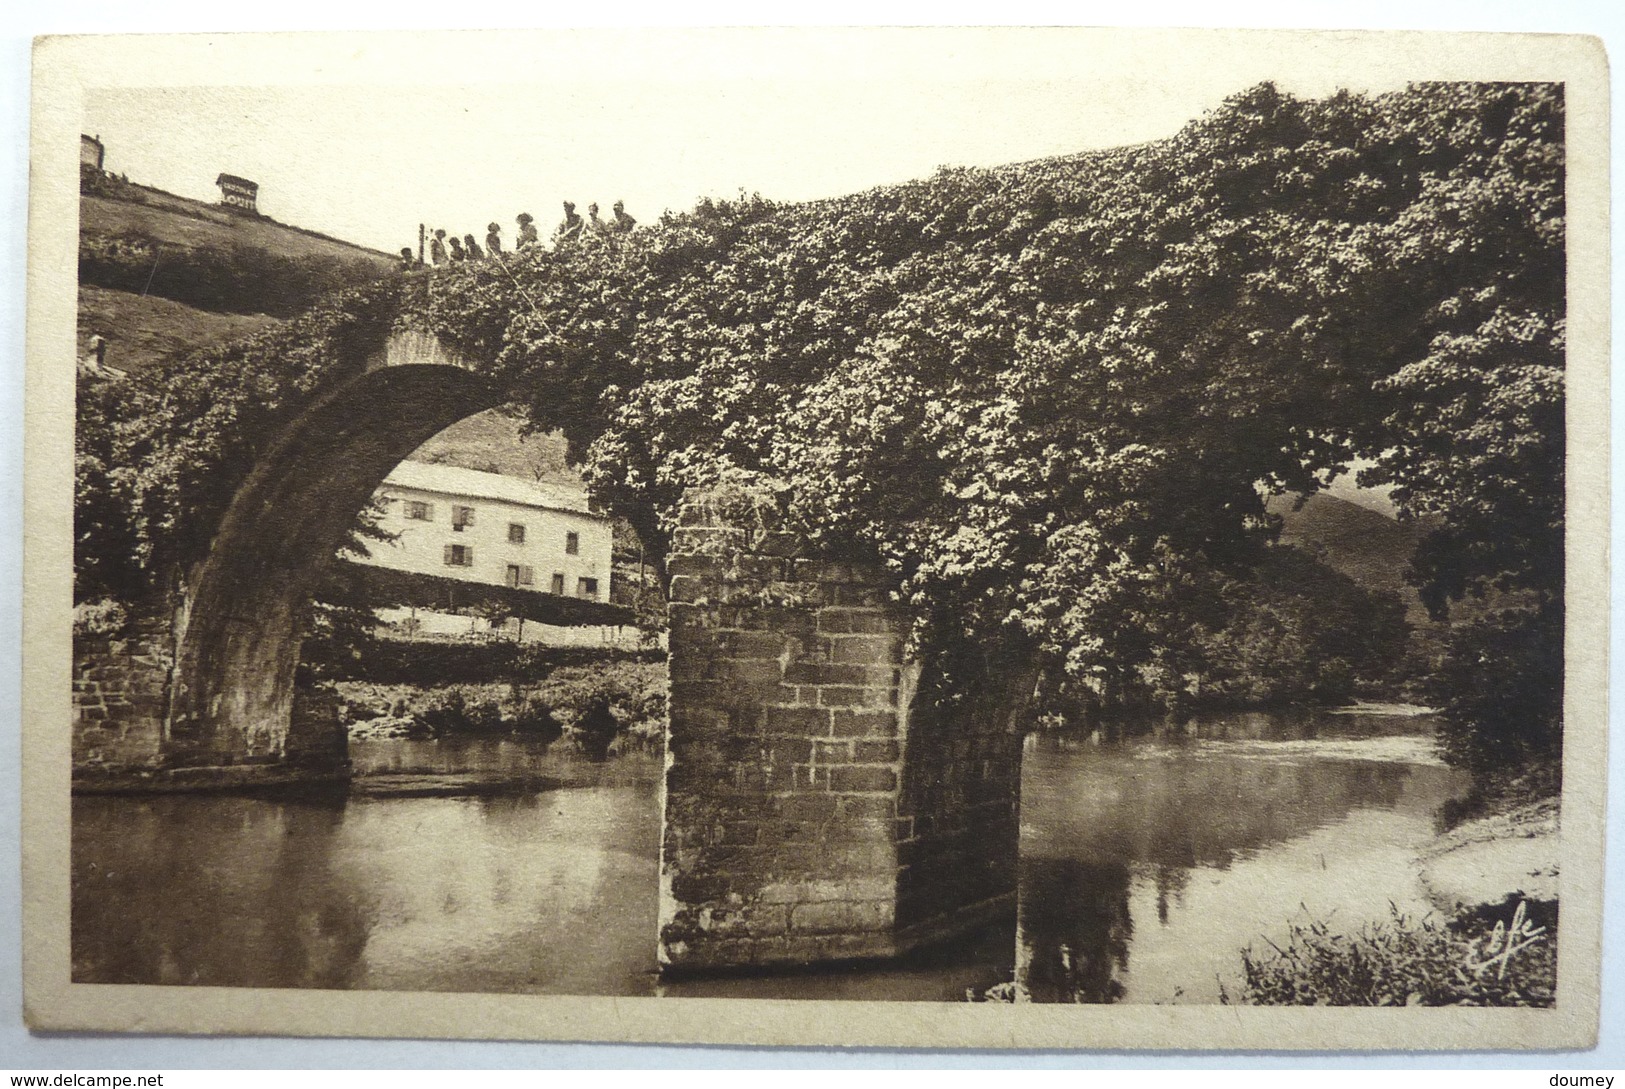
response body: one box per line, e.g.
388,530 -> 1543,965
398,247 -> 417,270
463,233 -> 484,260
610,199 -> 637,234
554,202 -> 582,244
485,221 -> 503,257
586,201 -> 608,238
517,212 -> 541,249
447,236 -> 466,262
429,228 -> 448,266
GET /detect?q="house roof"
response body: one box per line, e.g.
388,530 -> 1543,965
380,459 -> 598,517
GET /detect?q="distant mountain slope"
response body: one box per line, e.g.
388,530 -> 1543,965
408,409 -> 578,488
1270,492 -> 1427,616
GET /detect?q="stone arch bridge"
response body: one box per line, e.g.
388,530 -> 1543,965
72,293 -> 1028,973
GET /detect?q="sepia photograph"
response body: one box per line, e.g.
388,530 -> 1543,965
19,26 -> 1610,1050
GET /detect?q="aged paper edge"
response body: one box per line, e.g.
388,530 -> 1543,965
21,26 -> 1611,1050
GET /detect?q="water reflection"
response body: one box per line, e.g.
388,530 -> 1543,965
74,778 -> 662,994
1013,708 -> 1468,1003
72,709 -> 1467,1002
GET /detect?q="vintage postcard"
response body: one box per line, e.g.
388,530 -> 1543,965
21,27 -> 1609,1049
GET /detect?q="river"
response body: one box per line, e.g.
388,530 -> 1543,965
71,705 -> 1467,1001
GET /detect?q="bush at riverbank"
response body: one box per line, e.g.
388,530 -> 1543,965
1224,900 -> 1556,1007
334,657 -> 667,758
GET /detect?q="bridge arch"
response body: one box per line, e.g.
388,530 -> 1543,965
166,342 -> 504,773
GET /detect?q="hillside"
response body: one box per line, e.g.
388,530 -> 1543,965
79,179 -> 586,494
1271,492 -> 1426,618
81,184 -> 394,267
407,409 -> 578,488
77,176 -> 393,369
77,284 -> 283,373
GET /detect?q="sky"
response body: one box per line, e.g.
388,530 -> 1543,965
78,29 -> 1420,255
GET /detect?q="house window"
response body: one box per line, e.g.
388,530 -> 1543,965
506,564 -> 534,588
565,531 -> 580,556
508,523 -> 526,544
444,544 -> 473,567
576,577 -> 598,600
405,500 -> 433,521
452,505 -> 475,532
550,573 -> 565,595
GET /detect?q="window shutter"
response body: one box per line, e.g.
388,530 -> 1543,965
520,565 -> 534,586
443,544 -> 454,565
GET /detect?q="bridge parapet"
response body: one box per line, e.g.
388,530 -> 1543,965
658,484 -> 1024,972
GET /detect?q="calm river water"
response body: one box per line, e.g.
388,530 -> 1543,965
72,706 -> 1467,1001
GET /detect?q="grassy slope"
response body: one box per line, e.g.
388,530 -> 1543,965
80,186 -> 582,489
407,409 -> 579,487
77,284 -> 284,373
81,188 -> 395,266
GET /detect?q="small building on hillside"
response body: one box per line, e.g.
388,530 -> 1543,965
215,173 -> 259,213
355,460 -> 612,603
80,134 -> 105,172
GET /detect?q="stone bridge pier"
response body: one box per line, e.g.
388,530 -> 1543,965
657,485 -> 1028,971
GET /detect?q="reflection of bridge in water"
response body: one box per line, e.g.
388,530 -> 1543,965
72,301 -> 1030,975
70,714 -> 1465,1001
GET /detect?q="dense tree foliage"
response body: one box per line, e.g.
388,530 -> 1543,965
419,81 -> 1563,743
77,81 -> 1565,770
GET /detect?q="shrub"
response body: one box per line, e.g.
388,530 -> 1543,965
1226,901 -> 1556,1007
72,597 -> 129,638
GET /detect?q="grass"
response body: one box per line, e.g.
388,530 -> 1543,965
1224,900 -> 1556,1007
77,284 -> 284,373
82,188 -> 394,266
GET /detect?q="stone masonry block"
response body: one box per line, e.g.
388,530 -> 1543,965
816,685 -> 897,710
667,602 -> 721,630
831,710 -> 899,737
771,793 -> 841,822
790,899 -> 895,935
854,739 -> 901,763
717,630 -> 792,659
710,658 -> 786,687
667,553 -> 725,579
671,526 -> 747,552
765,705 -> 831,734
812,738 -> 853,763
828,765 -> 898,793
784,661 -> 870,687
830,634 -> 904,665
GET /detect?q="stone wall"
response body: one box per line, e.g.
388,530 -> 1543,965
72,618 -> 172,782
73,609 -> 350,791
658,484 -> 1023,972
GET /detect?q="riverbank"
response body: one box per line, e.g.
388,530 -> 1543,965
1418,797 -> 1560,913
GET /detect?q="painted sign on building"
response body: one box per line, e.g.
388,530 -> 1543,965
215,172 -> 259,212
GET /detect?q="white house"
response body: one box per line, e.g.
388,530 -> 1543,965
356,459 -> 613,602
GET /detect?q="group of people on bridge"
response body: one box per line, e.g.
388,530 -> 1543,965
402,200 -> 637,270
